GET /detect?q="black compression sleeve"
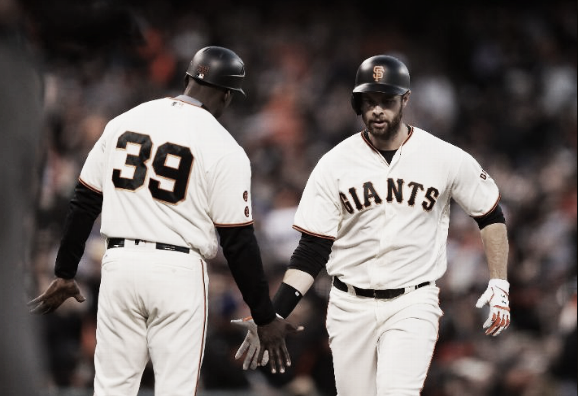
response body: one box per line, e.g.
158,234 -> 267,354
474,203 -> 506,230
288,233 -> 334,278
217,225 -> 276,325
269,233 -> 333,319
55,181 -> 103,279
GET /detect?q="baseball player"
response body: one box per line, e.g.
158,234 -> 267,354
28,46 -> 299,396
234,55 -> 511,395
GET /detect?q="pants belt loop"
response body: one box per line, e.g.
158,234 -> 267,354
346,283 -> 356,296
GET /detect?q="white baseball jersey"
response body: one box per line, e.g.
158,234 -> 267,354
293,126 -> 500,289
79,95 -> 254,259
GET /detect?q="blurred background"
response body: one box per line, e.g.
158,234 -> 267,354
2,0 -> 576,395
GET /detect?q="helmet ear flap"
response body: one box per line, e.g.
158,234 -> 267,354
351,93 -> 362,115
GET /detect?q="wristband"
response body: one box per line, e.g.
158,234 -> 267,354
272,282 -> 303,319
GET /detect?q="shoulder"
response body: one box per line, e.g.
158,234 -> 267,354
206,122 -> 244,153
304,133 -> 364,181
108,99 -> 167,127
160,97 -> 241,148
321,132 -> 366,160
195,120 -> 248,165
127,97 -> 168,113
408,126 -> 465,156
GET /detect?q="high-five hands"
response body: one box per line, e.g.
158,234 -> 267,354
231,316 -> 303,373
231,317 -> 269,370
28,278 -> 86,314
476,278 -> 510,336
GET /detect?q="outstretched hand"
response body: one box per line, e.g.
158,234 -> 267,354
28,278 -> 86,314
258,317 -> 304,374
231,317 -> 269,370
232,316 -> 303,374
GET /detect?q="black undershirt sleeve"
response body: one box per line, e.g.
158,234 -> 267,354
55,181 -> 103,279
474,203 -> 506,230
217,225 -> 276,325
271,233 -> 333,318
288,233 -> 334,278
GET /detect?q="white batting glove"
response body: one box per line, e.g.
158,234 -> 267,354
230,317 -> 269,370
475,279 -> 511,336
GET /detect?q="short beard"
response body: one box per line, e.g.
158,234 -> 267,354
367,107 -> 403,141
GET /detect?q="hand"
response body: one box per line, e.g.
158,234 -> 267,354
231,317 -> 270,370
232,316 -> 303,374
27,278 -> 86,314
257,316 -> 303,374
475,279 -> 511,336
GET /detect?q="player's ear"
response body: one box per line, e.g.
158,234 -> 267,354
401,91 -> 411,108
223,89 -> 232,103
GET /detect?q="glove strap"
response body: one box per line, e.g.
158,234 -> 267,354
272,282 -> 303,318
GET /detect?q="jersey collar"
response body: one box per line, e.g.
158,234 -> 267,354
173,94 -> 204,107
360,125 -> 414,153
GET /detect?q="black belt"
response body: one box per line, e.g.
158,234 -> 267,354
333,277 -> 431,299
107,238 -> 190,254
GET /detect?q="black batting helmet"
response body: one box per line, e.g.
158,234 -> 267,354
185,46 -> 246,96
351,55 -> 410,115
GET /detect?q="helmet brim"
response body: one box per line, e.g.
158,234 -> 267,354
230,87 -> 246,97
352,82 -> 408,96
188,74 -> 247,97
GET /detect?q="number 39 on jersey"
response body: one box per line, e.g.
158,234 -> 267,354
112,131 -> 193,205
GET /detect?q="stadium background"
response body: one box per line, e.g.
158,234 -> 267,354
5,0 -> 577,395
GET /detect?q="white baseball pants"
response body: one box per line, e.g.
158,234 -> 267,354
93,245 -> 208,396
326,283 -> 443,396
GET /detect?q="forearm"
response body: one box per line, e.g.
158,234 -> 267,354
55,181 -> 102,279
217,225 -> 276,325
480,223 -> 509,280
281,269 -> 315,295
272,233 -> 332,318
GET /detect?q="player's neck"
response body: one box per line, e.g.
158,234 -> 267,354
367,123 -> 409,151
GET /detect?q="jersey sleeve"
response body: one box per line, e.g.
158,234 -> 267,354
293,158 -> 341,239
207,149 -> 254,226
78,121 -> 115,192
451,150 -> 501,217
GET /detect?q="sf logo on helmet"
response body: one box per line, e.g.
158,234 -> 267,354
373,66 -> 385,82
196,65 -> 210,79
